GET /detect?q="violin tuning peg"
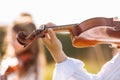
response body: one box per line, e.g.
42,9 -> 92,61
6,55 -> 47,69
39,25 -> 46,31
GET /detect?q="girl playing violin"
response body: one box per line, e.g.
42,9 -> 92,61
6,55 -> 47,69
42,23 -> 120,80
0,13 -> 46,80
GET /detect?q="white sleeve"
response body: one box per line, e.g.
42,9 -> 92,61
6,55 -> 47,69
52,52 -> 120,80
97,52 -> 120,80
53,57 -> 94,80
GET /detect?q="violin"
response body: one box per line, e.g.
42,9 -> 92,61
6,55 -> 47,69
0,58 -> 19,80
16,17 -> 120,48
0,66 -> 18,80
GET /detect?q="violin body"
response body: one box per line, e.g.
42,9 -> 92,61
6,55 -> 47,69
71,17 -> 120,48
16,17 -> 120,48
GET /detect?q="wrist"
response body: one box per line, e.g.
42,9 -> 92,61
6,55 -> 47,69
51,50 -> 67,63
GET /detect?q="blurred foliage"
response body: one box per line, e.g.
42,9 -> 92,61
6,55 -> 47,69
43,63 -> 55,80
0,25 -> 7,57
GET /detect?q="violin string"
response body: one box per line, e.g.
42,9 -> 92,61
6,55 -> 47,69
46,23 -> 78,29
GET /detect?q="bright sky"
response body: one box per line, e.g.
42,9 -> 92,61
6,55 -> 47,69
0,0 -> 120,27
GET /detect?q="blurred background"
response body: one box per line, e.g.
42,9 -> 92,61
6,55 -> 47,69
0,0 -> 120,80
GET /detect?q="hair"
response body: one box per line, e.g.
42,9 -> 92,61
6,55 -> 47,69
5,13 -> 40,78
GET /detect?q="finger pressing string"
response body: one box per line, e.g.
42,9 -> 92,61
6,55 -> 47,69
47,28 -> 57,41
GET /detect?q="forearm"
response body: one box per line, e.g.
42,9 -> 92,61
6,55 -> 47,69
49,50 -> 67,63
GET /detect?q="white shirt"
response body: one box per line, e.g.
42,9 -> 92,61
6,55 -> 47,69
53,52 -> 120,80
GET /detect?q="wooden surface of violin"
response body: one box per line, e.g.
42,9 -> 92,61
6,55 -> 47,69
5,65 -> 18,76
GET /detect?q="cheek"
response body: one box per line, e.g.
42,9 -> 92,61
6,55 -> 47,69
17,43 -> 24,50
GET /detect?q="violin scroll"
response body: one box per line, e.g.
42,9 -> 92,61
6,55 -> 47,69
16,26 -> 46,47
16,31 -> 28,47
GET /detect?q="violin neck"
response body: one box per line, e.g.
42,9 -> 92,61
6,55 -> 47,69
46,23 -> 78,32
